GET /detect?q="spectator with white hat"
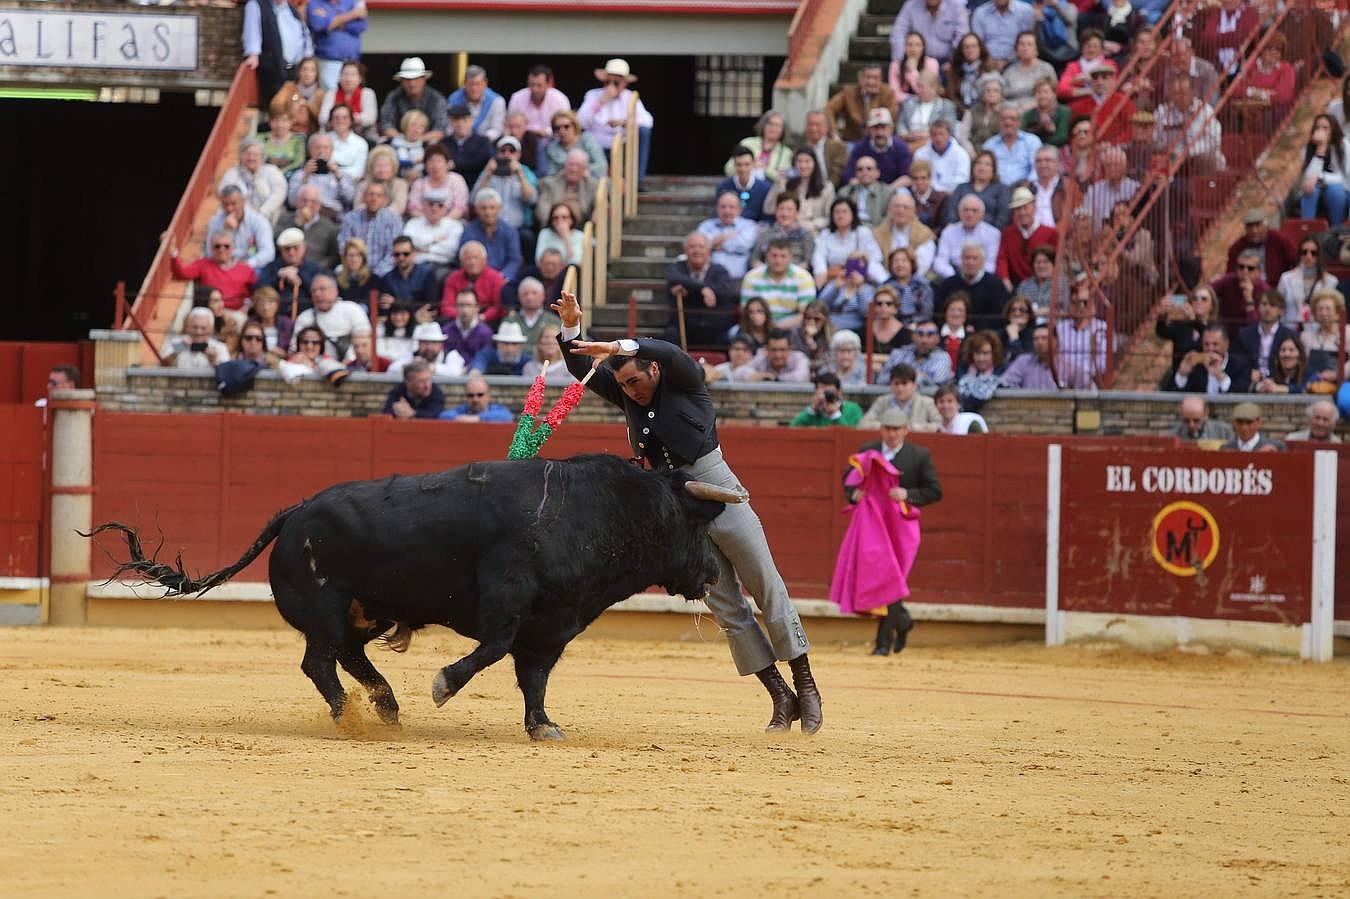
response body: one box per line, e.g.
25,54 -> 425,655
474,134 -> 539,233
387,320 -> 468,379
577,58 -> 655,182
379,57 -> 448,144
256,226 -> 328,312
843,107 -> 912,185
470,320 -> 530,375
996,186 -> 1056,290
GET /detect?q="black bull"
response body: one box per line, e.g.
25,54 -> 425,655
87,454 -> 746,741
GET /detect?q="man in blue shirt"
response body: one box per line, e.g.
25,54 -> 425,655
470,321 -> 530,375
971,0 -> 1036,63
982,104 -> 1042,186
714,146 -> 772,223
305,0 -> 367,90
460,187 -> 523,284
439,377 -> 515,422
382,236 -> 440,310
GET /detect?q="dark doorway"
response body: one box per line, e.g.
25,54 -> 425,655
363,53 -> 783,176
0,94 -> 216,340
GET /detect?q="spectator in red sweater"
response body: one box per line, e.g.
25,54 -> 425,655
1212,247 -> 1270,339
1069,67 -> 1135,146
1225,209 -> 1297,282
439,240 -> 507,323
1197,0 -> 1259,79
997,187 -> 1057,290
1235,33 -> 1296,116
168,231 -> 257,309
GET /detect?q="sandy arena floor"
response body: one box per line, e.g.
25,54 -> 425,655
1,626 -> 1347,898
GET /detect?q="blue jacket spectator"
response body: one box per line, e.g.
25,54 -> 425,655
306,0 -> 367,89
460,195 -> 523,283
439,378 -> 514,422
383,261 -> 440,308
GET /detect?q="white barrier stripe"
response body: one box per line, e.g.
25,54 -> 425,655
1309,451 -> 1338,662
1045,444 -> 1063,647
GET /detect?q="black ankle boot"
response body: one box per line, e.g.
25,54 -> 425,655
788,655 -> 823,735
755,665 -> 799,733
872,618 -> 893,656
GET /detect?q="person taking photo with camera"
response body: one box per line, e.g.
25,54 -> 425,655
791,371 -> 863,427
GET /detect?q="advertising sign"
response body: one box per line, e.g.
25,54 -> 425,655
1046,445 -> 1336,659
0,11 -> 199,71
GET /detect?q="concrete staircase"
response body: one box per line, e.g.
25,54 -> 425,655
835,0 -> 901,96
589,174 -> 720,340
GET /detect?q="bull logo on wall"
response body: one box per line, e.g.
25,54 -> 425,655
1150,501 -> 1221,577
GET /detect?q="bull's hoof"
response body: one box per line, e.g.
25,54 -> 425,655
431,670 -> 458,707
527,722 -> 566,742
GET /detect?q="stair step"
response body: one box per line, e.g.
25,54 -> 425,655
609,256 -> 671,279
638,194 -> 714,213
848,36 -> 892,59
622,234 -> 685,257
640,175 -> 723,189
606,278 -> 666,304
867,0 -> 904,15
857,14 -> 894,38
625,214 -> 707,236
591,305 -> 669,328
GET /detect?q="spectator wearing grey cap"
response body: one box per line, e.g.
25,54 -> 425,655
474,134 -> 539,235
256,227 -> 327,312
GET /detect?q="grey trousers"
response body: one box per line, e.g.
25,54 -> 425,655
685,448 -> 811,675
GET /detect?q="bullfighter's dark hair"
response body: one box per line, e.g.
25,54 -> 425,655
606,352 -> 655,373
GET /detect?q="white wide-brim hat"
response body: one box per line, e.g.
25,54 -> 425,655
395,57 -> 432,80
494,321 -> 528,344
594,58 -> 637,84
413,322 -> 448,342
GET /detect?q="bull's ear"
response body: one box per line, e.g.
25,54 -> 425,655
685,481 -> 749,504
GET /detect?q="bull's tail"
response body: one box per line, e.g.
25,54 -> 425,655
82,502 -> 304,597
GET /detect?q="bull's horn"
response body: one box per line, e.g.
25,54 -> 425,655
685,481 -> 749,504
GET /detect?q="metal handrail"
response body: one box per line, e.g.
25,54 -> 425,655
126,63 -> 257,358
593,177 -> 610,309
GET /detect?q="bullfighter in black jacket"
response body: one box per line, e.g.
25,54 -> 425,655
554,291 -> 823,734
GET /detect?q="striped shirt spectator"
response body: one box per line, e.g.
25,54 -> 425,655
1054,289 -> 1109,388
741,240 -> 817,325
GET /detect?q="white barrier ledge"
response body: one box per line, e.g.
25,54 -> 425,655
85,581 -> 1046,625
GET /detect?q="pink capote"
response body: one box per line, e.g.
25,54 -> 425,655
829,449 -> 922,615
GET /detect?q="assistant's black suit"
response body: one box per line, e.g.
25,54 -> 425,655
851,441 -> 943,507
846,439 -> 943,654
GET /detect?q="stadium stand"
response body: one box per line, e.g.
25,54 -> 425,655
106,0 -> 1348,421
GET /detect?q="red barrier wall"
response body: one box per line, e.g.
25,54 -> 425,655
0,404 -> 46,579
0,342 -> 92,405
87,412 -> 1196,611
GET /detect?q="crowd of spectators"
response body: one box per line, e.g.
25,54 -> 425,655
157,0 -> 1343,437
173,6 -> 670,417
653,0 -> 1346,422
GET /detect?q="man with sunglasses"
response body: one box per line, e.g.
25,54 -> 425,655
474,136 -> 538,236
402,189 -> 464,273
1170,396 -> 1235,442
1211,248 -> 1271,342
1224,209 -> 1297,283
713,146 -> 771,223
578,58 -> 654,182
881,319 -> 954,388
438,376 -> 513,423
256,227 -> 326,312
